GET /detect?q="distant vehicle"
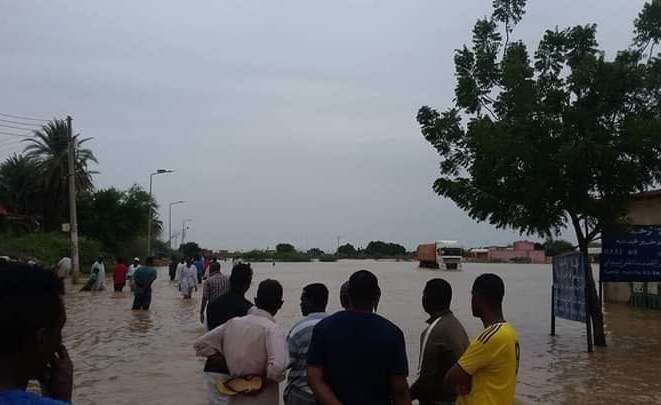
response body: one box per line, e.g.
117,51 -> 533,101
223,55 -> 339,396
416,240 -> 464,270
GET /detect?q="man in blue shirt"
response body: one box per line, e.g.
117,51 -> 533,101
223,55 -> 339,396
307,270 -> 411,405
284,283 -> 329,405
0,261 -> 73,404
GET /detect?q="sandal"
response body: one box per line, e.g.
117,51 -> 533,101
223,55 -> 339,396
216,375 -> 263,396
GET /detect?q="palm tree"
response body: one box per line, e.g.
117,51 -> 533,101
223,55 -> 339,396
0,153 -> 42,215
23,119 -> 98,231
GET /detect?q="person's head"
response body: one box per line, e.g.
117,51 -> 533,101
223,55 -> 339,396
230,262 -> 253,294
209,262 -> 221,275
96,256 -> 103,263
422,278 -> 452,315
145,257 -> 154,267
348,270 -> 381,312
116,257 -> 125,265
212,257 -> 218,263
185,257 -> 193,266
0,262 -> 65,383
471,273 -> 505,318
301,283 -> 329,316
255,279 -> 284,315
133,257 -> 140,266
339,280 -> 351,309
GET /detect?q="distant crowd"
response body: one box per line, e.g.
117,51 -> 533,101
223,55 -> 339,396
0,256 -> 519,405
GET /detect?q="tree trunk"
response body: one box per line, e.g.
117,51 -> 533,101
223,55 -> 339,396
579,242 -> 607,347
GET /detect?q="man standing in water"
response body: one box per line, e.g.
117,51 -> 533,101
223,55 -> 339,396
81,256 -> 106,291
284,283 -> 329,405
411,279 -> 469,405
127,257 -> 141,292
132,257 -> 158,311
195,279 -> 288,405
445,273 -> 519,405
113,257 -> 129,293
200,262 -> 254,405
200,262 -> 230,326
307,270 -> 411,405
0,261 -> 73,404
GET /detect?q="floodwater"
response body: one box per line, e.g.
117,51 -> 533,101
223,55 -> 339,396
64,261 -> 661,405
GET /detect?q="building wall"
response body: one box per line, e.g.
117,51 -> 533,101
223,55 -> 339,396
513,241 -> 535,252
488,247 -> 546,263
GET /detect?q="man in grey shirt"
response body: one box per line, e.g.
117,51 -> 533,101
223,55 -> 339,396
411,279 -> 469,405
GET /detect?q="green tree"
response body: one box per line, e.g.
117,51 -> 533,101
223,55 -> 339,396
180,242 -> 202,259
276,243 -> 296,254
0,154 -> 42,216
365,241 -> 407,257
337,243 -> 357,257
306,248 -> 325,257
634,0 -> 661,60
77,184 -> 161,253
23,119 -> 97,231
543,239 -> 575,257
417,1 -> 661,346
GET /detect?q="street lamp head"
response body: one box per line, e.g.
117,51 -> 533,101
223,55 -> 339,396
154,168 -> 175,175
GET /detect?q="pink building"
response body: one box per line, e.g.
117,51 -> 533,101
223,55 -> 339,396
488,241 -> 546,264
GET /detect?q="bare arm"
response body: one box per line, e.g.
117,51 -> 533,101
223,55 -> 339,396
307,365 -> 342,405
200,282 -> 209,320
390,375 -> 412,405
444,363 -> 472,396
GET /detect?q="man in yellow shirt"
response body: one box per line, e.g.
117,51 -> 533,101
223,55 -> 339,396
445,273 -> 519,405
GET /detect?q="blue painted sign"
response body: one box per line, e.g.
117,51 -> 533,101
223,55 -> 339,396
601,226 -> 661,282
553,252 -> 587,323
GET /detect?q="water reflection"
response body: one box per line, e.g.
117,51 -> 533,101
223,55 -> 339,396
62,262 -> 661,405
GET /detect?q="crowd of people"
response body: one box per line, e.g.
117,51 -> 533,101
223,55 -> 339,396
0,256 -> 519,405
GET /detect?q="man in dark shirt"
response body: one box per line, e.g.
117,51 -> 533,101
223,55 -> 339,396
203,262 -> 254,405
307,270 -> 411,405
132,257 -> 157,311
411,279 -> 469,405
206,262 -> 254,330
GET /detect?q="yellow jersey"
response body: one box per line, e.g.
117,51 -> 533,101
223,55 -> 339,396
456,322 -> 519,405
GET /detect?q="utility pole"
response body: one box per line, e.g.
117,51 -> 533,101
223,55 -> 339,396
67,116 -> 80,283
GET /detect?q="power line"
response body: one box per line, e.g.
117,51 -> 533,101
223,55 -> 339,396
0,131 -> 32,138
0,118 -> 43,127
0,112 -> 48,122
0,124 -> 35,132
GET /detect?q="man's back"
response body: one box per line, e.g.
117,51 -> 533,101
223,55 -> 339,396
206,291 -> 252,331
134,266 -> 157,290
307,310 -> 408,404
413,310 -> 469,404
198,307 -> 288,405
456,322 -> 519,405
285,312 -> 327,400
204,272 -> 230,304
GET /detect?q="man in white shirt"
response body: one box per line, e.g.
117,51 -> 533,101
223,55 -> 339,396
194,279 -> 288,405
127,258 -> 141,292
55,256 -> 72,280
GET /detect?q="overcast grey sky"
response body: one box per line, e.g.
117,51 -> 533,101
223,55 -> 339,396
0,0 -> 646,251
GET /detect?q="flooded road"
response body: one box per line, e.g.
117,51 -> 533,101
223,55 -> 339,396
64,261 -> 661,405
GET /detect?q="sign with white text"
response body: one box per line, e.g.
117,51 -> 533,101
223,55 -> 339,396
553,252 -> 587,323
601,226 -> 661,282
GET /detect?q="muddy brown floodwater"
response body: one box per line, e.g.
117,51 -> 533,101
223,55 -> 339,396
63,260 -> 661,405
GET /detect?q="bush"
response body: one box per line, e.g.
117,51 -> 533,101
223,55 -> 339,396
0,232 -> 102,268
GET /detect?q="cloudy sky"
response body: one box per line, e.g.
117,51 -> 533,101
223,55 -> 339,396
0,0 -> 646,251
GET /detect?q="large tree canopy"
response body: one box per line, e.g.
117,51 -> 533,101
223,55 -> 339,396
417,0 -> 661,346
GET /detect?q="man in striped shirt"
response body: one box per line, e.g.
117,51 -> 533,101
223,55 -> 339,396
284,283 -> 329,405
200,262 -> 230,327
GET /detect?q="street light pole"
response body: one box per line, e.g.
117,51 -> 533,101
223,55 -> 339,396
147,169 -> 174,258
181,219 -> 192,246
168,200 -> 185,250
